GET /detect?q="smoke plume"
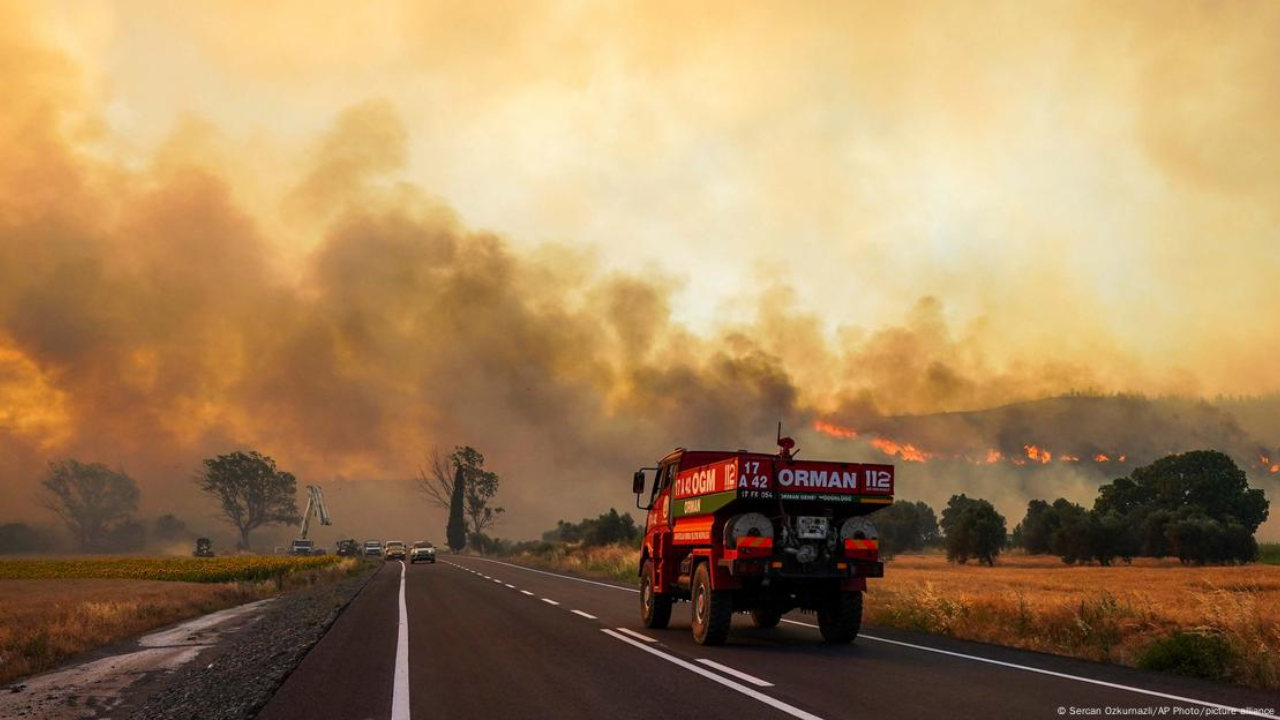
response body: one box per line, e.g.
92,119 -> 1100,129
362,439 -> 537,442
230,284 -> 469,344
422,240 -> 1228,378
1,2 -> 1278,543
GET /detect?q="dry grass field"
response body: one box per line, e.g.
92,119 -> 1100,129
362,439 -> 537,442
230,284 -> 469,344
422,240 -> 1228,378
506,545 -> 1280,688
0,557 -> 364,685
868,554 -> 1280,689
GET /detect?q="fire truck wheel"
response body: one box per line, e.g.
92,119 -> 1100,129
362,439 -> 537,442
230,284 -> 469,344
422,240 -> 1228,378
640,560 -> 672,629
691,563 -> 732,646
750,605 -> 782,629
817,590 -> 863,643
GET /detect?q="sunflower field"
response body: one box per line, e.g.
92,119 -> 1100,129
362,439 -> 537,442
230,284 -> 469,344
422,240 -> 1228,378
0,555 -> 347,583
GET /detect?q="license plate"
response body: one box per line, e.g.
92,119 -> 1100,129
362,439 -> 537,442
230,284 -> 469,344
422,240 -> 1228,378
796,516 -> 829,540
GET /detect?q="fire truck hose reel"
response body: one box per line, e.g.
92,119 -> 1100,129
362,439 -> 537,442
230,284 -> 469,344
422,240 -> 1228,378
723,512 -> 773,549
840,516 -> 878,542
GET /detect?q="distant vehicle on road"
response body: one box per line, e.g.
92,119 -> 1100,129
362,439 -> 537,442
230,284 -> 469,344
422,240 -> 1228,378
410,541 -> 436,564
290,539 -> 315,556
336,539 -> 360,556
384,540 -> 407,560
363,540 -> 383,557
193,537 -> 214,557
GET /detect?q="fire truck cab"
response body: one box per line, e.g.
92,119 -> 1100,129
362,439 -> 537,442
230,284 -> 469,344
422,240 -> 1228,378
632,440 -> 893,645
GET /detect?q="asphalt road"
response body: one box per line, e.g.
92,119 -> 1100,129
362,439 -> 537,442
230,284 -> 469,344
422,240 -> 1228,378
259,557 -> 1280,720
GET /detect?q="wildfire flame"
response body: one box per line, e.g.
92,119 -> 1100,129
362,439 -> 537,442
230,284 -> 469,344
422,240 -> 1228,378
812,419 -> 857,439
1261,454 -> 1280,474
870,438 -> 929,463
813,417 -> 1132,468
1024,444 -> 1052,464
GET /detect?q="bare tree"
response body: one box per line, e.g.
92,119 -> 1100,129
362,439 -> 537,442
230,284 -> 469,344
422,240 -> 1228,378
39,460 -> 140,551
417,446 -> 504,538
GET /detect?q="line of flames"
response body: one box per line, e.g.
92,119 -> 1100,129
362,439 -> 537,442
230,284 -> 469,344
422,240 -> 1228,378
808,418 -> 1280,471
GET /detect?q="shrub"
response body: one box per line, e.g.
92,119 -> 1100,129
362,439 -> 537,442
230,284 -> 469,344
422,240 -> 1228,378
1138,631 -> 1235,681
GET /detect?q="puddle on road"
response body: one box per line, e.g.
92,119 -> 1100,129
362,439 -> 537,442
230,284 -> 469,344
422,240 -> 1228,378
0,599 -> 272,720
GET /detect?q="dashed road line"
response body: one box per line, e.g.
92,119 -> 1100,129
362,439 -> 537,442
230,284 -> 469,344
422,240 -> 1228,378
602,630 -> 822,720
696,658 -> 773,687
455,556 -> 640,593
614,627 -> 657,643
520,590 -> 535,596
571,610 -> 597,620
541,598 -> 560,606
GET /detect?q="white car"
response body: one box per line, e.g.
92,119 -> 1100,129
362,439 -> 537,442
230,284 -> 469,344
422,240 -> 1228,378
363,540 -> 383,557
384,540 -> 407,560
410,541 -> 437,564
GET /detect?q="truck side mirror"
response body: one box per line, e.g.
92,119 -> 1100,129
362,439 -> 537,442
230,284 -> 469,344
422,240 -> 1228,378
632,470 -> 646,495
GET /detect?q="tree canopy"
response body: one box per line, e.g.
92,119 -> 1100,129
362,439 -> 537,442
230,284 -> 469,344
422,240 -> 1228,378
196,451 -> 300,551
1016,451 -> 1268,565
874,500 -> 939,558
941,494 -> 1006,566
543,508 -> 639,547
39,460 -> 140,551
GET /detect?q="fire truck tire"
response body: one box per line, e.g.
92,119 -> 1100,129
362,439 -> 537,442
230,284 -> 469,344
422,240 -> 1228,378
818,590 -> 863,643
691,563 -> 732,646
640,560 -> 672,629
750,605 -> 782,629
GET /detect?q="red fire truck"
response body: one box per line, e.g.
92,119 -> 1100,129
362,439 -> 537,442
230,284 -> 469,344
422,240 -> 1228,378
631,435 -> 893,645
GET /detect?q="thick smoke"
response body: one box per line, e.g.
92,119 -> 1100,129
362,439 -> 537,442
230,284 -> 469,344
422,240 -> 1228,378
1,3 -> 1278,544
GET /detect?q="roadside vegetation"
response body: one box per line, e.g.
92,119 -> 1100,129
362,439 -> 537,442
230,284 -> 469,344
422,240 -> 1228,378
0,555 -> 349,583
0,557 -> 366,686
869,554 -> 1280,689
1261,543 -> 1280,565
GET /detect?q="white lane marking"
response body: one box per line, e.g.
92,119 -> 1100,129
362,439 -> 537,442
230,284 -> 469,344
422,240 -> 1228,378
571,610 -> 598,620
696,659 -> 774,688
391,561 -> 410,720
492,579 -> 502,584
541,598 -> 561,606
521,590 -> 535,596
614,627 -> 658,643
780,619 -> 1271,718
504,583 -> 516,589
602,630 -> 822,720
456,556 -> 639,593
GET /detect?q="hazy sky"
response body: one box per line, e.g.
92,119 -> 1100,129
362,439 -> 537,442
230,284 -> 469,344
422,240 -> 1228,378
2,1 -> 1278,540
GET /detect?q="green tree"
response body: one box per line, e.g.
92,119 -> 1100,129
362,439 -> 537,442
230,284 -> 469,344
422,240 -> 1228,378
196,451 -> 300,551
39,460 -> 140,551
446,463 -> 467,552
875,500 -> 939,558
544,509 -> 640,547
1095,451 -> 1268,532
1094,451 -> 1268,563
941,494 -> 1006,565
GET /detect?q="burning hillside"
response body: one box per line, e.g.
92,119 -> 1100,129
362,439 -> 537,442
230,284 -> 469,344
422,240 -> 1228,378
812,395 -> 1280,479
